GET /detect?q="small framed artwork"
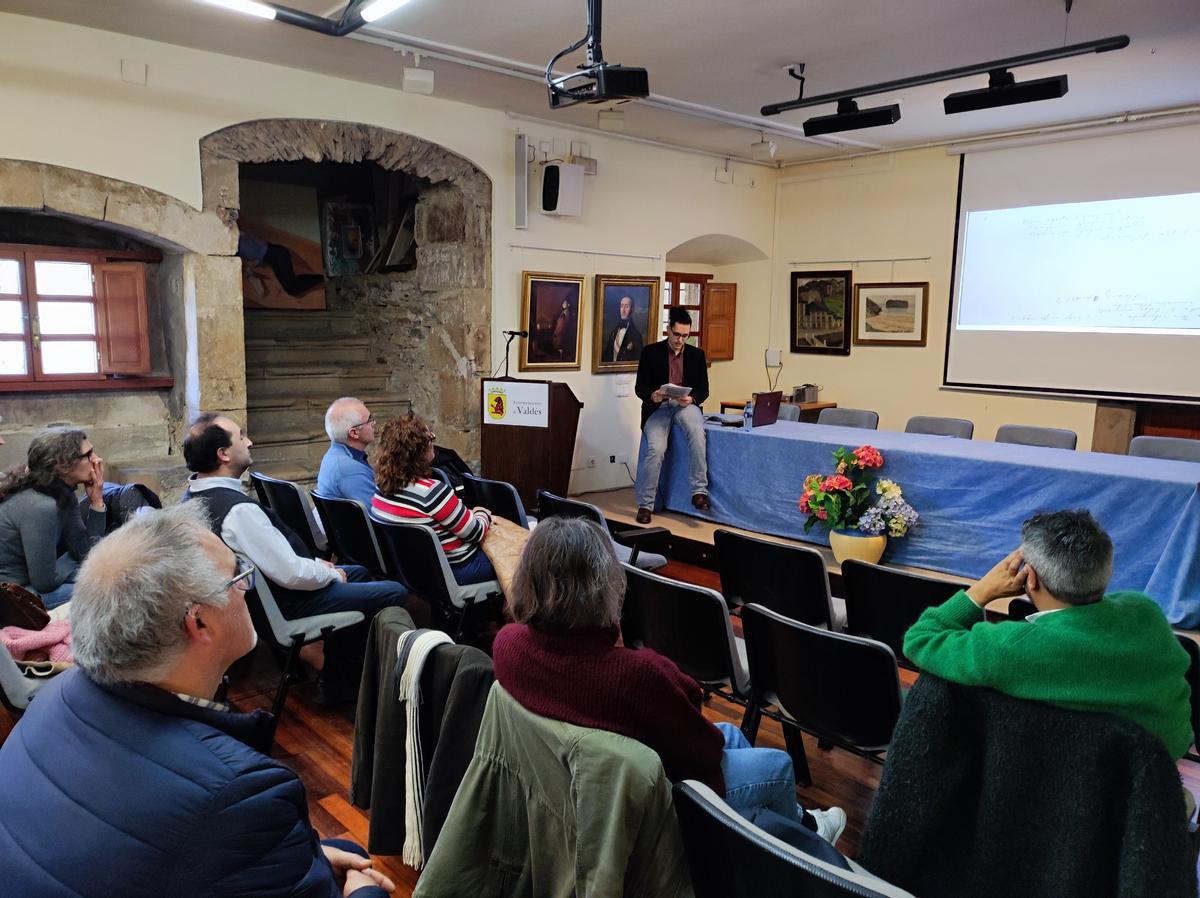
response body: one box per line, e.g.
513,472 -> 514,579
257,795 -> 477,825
592,275 -> 660,373
790,270 -> 852,355
853,282 -> 930,346
520,271 -> 586,371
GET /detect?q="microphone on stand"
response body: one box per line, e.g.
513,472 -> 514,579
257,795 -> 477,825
502,330 -> 529,337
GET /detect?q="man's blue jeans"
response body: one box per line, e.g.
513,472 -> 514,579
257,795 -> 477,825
635,402 -> 708,510
718,722 -> 808,824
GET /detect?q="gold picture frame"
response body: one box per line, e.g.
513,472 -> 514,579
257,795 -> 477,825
519,271 -> 586,371
852,282 -> 930,346
591,274 -> 660,373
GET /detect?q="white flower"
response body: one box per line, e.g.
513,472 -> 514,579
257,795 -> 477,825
876,479 -> 902,500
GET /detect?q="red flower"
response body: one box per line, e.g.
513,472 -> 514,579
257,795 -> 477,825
821,474 -> 853,492
815,508 -> 828,520
853,445 -> 883,468
799,492 -> 811,513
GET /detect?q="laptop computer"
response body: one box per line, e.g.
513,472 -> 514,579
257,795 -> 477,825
710,391 -> 783,427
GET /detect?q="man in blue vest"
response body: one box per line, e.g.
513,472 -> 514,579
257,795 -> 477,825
182,413 -> 406,702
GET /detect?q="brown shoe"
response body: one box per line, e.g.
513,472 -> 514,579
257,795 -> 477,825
692,493 -> 711,510
636,508 -> 652,524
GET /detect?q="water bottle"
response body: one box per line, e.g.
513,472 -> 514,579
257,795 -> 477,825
743,400 -> 753,431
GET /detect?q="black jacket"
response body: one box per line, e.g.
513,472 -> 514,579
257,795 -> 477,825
634,340 -> 709,429
858,674 -> 1196,898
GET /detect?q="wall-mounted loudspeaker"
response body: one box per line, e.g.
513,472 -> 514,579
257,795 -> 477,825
515,133 -> 529,230
541,162 -> 584,216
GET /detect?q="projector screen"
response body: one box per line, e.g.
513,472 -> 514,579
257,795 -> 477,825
945,123 -> 1200,401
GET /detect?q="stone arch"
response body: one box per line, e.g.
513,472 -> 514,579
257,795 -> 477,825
197,119 -> 493,467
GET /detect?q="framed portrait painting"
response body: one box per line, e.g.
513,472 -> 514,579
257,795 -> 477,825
853,282 -> 930,346
592,275 -> 660,373
790,270 -> 852,355
519,271 -> 586,371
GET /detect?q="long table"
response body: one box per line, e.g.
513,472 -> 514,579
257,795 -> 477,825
658,421 -> 1200,626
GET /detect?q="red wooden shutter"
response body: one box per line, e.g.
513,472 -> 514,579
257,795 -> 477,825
95,262 -> 150,374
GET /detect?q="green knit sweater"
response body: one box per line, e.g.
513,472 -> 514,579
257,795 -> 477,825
904,590 -> 1193,759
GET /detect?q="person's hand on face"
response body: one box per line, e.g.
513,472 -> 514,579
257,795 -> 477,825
84,450 -> 105,510
965,549 -> 1029,606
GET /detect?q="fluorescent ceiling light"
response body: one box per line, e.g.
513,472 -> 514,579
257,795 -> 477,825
204,0 -> 276,19
803,99 -> 900,137
360,0 -> 412,22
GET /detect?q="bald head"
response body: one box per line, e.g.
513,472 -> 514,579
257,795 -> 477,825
325,397 -> 374,450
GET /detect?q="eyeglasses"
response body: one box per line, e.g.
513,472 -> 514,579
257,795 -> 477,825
76,447 -> 95,460
223,558 -> 256,593
350,415 -> 376,429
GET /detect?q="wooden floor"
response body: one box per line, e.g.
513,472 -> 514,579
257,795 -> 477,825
4,557 -> 1200,894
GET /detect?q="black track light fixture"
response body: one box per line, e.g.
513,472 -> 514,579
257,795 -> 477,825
943,69 -> 1069,114
803,98 -> 902,137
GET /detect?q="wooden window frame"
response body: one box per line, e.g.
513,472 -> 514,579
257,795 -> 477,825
0,243 -> 157,391
664,271 -> 713,348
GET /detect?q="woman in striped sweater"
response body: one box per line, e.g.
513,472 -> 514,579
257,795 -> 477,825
371,415 -> 497,585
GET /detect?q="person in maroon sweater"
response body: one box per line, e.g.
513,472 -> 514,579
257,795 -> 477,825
492,516 -> 848,850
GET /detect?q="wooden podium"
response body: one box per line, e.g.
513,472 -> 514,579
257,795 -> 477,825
480,378 -> 582,510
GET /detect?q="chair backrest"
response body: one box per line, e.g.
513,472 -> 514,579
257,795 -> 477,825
904,415 -> 974,439
672,780 -> 916,898
430,466 -> 452,487
817,407 -> 879,430
994,424 -> 1077,450
741,603 -> 901,750
248,472 -> 325,556
622,564 -> 749,696
461,472 -> 529,528
714,529 -> 833,628
1129,435 -> 1200,463
536,489 -> 607,528
0,642 -> 44,713
776,403 -> 801,422
1175,634 -> 1200,756
368,515 -> 460,610
310,492 -> 386,574
840,559 -> 968,667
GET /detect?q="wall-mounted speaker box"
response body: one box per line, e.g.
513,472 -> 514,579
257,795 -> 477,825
541,162 -> 584,216
515,133 -> 529,229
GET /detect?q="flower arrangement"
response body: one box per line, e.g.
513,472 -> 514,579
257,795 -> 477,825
799,445 -> 918,538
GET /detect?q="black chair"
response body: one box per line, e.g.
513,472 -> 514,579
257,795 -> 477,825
621,564 -> 751,713
741,602 -> 902,785
248,471 -> 327,558
714,529 -> 836,629
537,489 -> 668,569
1175,634 -> 1200,764
840,559 -> 969,669
310,493 -> 387,575
368,515 -> 502,641
460,472 -> 529,528
672,780 -> 917,898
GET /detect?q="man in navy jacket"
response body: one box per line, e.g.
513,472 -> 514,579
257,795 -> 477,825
633,306 -> 711,522
0,503 -> 393,897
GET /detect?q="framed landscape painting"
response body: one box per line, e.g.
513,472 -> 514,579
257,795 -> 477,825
790,270 -> 852,355
853,282 -> 930,346
519,271 -> 585,371
592,274 -> 659,373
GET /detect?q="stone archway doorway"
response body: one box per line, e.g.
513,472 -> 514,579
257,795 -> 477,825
199,120 -> 493,480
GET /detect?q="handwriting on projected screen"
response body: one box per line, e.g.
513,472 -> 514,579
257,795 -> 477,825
956,192 -> 1200,334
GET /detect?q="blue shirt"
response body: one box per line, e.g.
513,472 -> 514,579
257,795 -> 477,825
316,442 -> 376,506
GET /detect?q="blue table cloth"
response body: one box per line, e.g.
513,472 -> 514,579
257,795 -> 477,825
656,421 -> 1200,626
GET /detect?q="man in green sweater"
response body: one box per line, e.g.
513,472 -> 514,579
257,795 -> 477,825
904,509 -> 1192,759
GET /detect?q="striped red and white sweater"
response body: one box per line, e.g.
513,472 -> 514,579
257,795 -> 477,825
371,479 -> 491,564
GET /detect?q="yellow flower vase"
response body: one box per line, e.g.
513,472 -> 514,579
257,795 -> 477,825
828,529 -> 887,566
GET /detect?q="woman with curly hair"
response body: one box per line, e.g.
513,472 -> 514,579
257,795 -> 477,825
0,427 -> 108,608
371,415 -> 497,585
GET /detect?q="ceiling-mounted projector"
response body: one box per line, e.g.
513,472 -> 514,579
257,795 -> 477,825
546,0 -> 649,109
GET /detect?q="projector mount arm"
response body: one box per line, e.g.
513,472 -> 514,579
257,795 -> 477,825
546,0 -> 607,106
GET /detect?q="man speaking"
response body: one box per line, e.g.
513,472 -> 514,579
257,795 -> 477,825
633,307 -> 709,523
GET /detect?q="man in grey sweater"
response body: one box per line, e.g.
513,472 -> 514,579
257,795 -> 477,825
0,427 -> 107,608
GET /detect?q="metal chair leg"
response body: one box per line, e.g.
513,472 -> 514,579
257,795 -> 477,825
271,638 -> 305,719
739,703 -> 762,742
782,722 -> 813,787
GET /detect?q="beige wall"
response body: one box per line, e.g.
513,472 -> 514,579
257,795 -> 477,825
757,148 -> 1098,445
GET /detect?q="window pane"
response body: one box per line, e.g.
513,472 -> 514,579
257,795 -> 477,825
0,340 -> 28,375
0,301 -> 23,334
38,301 -> 97,335
664,282 -> 673,304
40,340 -> 98,374
34,261 -> 93,297
0,259 -> 19,295
681,283 -> 701,306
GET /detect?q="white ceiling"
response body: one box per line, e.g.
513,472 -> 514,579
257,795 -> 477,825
3,0 -> 1198,164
